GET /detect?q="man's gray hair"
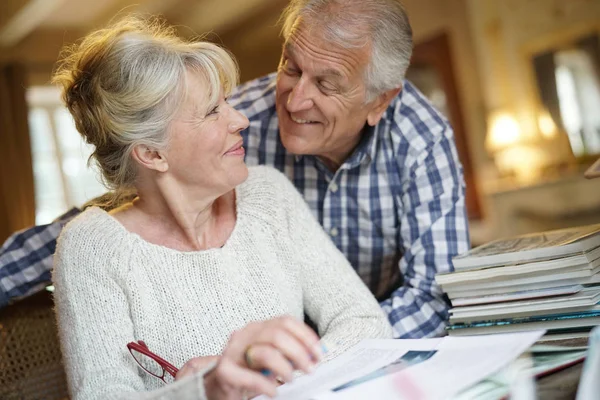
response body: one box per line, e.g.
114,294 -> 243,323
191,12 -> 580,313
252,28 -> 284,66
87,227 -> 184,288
281,0 -> 413,102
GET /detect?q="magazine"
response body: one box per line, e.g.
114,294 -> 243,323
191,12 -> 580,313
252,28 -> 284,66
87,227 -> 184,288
449,287 -> 600,322
442,270 -> 600,294
438,247 -> 600,286
446,275 -> 600,299
447,312 -> 600,336
452,224 -> 600,271
254,332 -> 544,400
450,304 -> 600,324
450,284 -> 583,307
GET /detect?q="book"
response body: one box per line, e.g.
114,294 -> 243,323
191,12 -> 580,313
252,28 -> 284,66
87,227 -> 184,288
450,288 -> 600,320
529,344 -> 588,352
450,304 -> 600,324
438,262 -> 600,289
448,319 -> 599,336
437,247 -> 600,286
450,284 -> 583,307
447,312 -> 600,336
442,269 -> 600,294
452,224 -> 600,271
449,289 -> 600,323
536,331 -> 591,344
446,276 -> 600,299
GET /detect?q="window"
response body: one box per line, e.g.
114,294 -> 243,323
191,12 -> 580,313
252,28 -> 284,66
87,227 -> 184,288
27,86 -> 106,224
532,32 -> 600,159
555,49 -> 600,156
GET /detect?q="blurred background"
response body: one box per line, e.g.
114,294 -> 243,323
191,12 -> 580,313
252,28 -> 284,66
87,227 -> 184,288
1,0 -> 600,246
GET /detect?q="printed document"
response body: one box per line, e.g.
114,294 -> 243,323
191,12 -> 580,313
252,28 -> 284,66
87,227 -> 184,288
255,331 -> 544,400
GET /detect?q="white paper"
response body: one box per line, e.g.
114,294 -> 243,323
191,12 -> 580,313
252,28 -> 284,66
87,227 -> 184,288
576,325 -> 600,400
255,331 -> 544,400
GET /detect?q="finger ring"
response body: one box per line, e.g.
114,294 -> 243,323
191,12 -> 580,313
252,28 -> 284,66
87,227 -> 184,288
244,345 -> 254,368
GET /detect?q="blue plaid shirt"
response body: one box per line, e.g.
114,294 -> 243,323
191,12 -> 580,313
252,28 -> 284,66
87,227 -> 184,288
0,73 -> 469,338
0,208 -> 80,307
231,74 -> 470,337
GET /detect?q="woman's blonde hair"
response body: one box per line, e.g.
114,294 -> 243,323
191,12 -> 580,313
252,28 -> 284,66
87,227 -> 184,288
52,15 -> 239,204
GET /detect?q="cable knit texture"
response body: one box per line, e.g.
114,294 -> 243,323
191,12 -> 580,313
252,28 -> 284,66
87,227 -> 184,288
53,166 -> 393,400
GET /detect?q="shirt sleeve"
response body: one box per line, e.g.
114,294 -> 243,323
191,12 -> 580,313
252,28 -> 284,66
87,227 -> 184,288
270,167 -> 394,360
0,223 -> 62,308
0,207 -> 81,308
380,125 -> 470,338
0,208 -> 82,309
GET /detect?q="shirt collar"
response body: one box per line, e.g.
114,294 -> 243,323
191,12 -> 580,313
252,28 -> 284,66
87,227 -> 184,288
346,123 -> 378,168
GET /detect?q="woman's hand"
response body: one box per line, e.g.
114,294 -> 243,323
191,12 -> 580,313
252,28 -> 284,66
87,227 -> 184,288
204,316 -> 323,399
175,356 -> 220,381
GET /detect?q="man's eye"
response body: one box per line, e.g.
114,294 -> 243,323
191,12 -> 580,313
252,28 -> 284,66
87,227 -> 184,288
319,81 -> 336,92
282,61 -> 300,76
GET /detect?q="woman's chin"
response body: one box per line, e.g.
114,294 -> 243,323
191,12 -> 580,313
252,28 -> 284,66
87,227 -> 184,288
230,163 -> 249,187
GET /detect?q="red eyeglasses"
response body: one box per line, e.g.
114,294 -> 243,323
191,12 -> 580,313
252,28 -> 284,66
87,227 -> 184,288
127,340 -> 179,384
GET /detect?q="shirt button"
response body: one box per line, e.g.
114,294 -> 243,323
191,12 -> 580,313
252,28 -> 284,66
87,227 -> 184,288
330,227 -> 339,237
330,183 -> 338,193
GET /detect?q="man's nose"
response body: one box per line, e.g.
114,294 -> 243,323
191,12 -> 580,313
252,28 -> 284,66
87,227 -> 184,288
286,78 -> 314,112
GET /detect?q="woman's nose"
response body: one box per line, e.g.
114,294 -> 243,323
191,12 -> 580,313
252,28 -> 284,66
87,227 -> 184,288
228,108 -> 249,132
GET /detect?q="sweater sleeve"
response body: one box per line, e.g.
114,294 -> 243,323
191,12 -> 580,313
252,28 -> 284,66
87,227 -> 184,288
269,168 -> 394,360
52,218 -> 213,400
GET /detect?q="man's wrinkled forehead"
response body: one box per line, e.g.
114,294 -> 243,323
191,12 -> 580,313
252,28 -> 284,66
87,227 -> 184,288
285,13 -> 371,45
283,40 -> 345,74
284,19 -> 370,59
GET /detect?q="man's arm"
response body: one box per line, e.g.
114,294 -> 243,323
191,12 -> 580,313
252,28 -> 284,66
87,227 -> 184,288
381,126 -> 470,338
0,208 -> 80,308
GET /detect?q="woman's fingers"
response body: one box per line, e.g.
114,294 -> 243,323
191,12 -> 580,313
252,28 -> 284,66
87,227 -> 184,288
275,316 -> 322,357
207,358 -> 278,398
175,355 -> 219,381
225,317 -> 320,367
254,329 -> 315,374
245,344 -> 295,382
250,316 -> 323,372
208,316 -> 324,399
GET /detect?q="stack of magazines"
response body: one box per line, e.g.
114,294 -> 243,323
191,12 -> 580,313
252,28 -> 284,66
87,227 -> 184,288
437,224 -> 600,339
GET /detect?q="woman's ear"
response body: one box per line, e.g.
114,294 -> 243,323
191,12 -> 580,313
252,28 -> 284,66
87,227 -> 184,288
131,144 -> 169,173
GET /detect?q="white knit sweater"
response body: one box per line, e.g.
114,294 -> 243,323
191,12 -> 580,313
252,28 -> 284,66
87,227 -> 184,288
53,166 -> 393,400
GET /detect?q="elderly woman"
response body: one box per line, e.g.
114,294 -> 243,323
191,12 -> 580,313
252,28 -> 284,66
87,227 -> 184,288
51,16 -> 392,400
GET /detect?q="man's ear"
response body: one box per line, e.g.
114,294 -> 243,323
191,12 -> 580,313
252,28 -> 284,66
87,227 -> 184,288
131,144 -> 169,173
366,86 -> 402,126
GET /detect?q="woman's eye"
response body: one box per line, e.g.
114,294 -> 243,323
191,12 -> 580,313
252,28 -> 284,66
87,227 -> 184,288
207,105 -> 219,116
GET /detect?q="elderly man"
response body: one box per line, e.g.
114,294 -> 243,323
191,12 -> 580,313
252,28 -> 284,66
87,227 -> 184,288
0,0 -> 469,338
230,0 -> 470,338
